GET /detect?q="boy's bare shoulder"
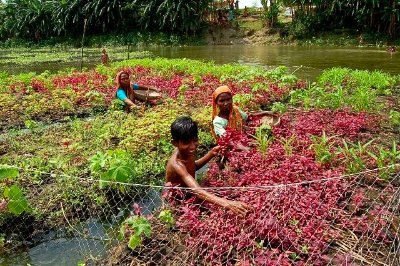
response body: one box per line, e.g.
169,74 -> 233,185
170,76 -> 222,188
167,150 -> 185,172
166,150 -> 190,186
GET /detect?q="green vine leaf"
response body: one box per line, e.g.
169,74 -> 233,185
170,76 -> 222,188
0,165 -> 19,181
89,152 -> 108,172
107,163 -> 134,183
4,185 -> 29,215
128,234 -> 141,250
158,209 -> 175,228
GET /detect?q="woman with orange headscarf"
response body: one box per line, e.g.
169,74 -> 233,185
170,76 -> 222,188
212,85 -> 249,139
115,71 -> 153,112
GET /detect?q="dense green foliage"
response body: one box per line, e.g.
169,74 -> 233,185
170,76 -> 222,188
290,67 -> 399,111
280,0 -> 400,38
0,0 -> 212,41
1,0 -> 399,44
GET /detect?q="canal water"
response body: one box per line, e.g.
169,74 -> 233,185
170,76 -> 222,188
140,45 -> 399,81
1,45 -> 398,81
0,188 -> 162,266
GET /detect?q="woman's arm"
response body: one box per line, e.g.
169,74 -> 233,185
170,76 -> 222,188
117,89 -> 136,107
248,110 -> 274,116
123,98 -> 135,107
133,83 -> 160,92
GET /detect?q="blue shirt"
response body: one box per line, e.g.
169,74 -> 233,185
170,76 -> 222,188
116,83 -> 139,101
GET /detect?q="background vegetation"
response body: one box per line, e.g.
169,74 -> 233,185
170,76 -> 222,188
266,0 -> 400,39
0,0 -> 212,43
0,0 -> 399,45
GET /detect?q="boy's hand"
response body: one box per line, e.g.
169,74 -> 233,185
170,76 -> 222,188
210,145 -> 222,156
223,199 -> 251,216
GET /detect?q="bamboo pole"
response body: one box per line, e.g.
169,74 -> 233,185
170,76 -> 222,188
80,18 -> 88,71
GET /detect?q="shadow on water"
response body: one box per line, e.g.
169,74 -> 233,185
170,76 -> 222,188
0,220 -> 109,266
0,188 -> 163,266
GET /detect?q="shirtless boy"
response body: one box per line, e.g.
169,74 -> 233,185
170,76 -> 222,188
165,116 -> 249,216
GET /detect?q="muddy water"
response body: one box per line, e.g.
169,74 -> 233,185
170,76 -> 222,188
0,188 -> 162,266
140,45 -> 399,81
1,45 -> 398,81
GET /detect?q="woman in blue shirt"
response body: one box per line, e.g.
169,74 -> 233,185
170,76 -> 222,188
115,71 -> 153,112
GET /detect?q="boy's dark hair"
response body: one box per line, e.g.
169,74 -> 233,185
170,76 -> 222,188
171,116 -> 198,141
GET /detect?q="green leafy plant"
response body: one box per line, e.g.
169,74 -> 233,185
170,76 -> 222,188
158,209 -> 175,229
280,74 -> 298,84
289,87 -> 313,110
336,140 -> 374,174
389,110 -> 400,129
290,67 -> 394,112
233,93 -> 254,110
254,125 -> 273,156
90,149 -> 135,189
263,66 -> 288,81
318,68 -> 352,87
109,99 -> 125,111
0,165 -> 29,215
289,252 -> 301,261
120,215 -> 152,250
310,131 -> 334,164
368,141 -> 400,180
279,135 -> 296,156
300,244 -> 309,254
350,87 -> 378,112
271,101 -> 287,113
24,119 -> 39,130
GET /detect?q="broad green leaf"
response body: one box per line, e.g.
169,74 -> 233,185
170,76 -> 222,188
133,217 -> 152,237
5,185 -> 29,215
123,216 -> 152,237
0,165 -> 19,181
107,163 -> 134,183
89,152 -> 108,173
8,197 -> 28,215
158,209 -> 175,228
128,234 -> 141,250
99,173 -> 111,189
6,185 -> 23,199
3,187 -> 10,198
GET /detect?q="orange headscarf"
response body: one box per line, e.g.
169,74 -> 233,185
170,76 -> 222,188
211,85 -> 244,139
115,71 -> 135,110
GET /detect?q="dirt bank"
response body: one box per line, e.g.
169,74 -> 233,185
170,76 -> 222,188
205,26 -> 285,45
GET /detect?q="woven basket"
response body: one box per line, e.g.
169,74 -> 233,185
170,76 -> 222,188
134,89 -> 161,102
259,114 -> 280,127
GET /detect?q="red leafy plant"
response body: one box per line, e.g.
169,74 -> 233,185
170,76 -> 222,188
164,109 -> 396,265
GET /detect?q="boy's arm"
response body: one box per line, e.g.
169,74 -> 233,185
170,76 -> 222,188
195,146 -> 221,170
174,162 -> 249,216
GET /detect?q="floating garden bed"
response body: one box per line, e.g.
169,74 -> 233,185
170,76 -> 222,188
0,59 -> 399,265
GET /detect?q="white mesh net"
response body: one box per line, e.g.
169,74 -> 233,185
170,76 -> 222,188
1,165 -> 399,266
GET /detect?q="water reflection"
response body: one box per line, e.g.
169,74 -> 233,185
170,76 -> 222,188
140,45 -> 399,80
0,45 -> 398,81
